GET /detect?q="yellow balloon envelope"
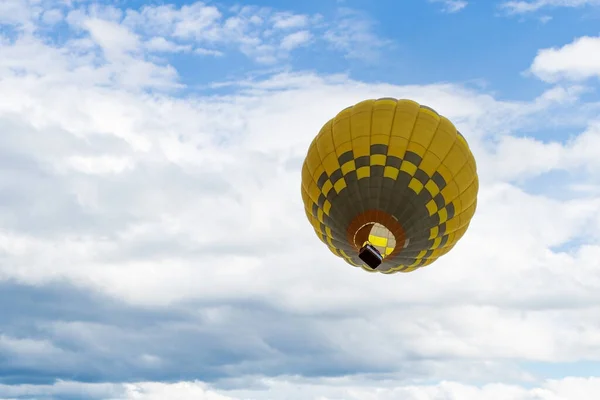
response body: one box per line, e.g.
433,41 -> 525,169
300,98 -> 478,273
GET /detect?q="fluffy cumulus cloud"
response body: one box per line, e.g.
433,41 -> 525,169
529,36 -> 600,82
1,0 -> 600,399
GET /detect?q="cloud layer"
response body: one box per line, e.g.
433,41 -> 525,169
2,0 -> 600,399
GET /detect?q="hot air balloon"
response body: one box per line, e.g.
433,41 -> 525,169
300,98 -> 478,273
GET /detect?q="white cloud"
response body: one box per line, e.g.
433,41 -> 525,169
280,30 -> 312,50
3,0 -> 600,398
430,0 -> 469,13
171,3 -> 222,40
41,8 -> 64,25
271,12 -> 310,29
145,37 -> 192,53
0,1 -> 386,66
194,47 -> 225,56
529,36 -> 600,82
0,0 -> 43,30
323,8 -> 390,59
66,155 -> 135,175
500,0 -> 600,14
119,2 -> 383,63
2,377 -> 600,399
83,18 -> 141,59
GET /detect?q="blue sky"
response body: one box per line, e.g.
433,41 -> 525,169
2,0 -> 600,399
64,0 -> 595,98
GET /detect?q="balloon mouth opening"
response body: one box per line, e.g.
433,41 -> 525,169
353,222 -> 396,259
346,210 -> 406,261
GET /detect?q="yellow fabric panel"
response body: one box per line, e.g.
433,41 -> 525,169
352,136 -> 371,157
419,259 -> 434,267
424,179 -> 441,198
386,136 -> 409,158
341,160 -> 357,175
334,106 -> 352,122
309,215 -> 321,231
443,142 -> 468,176
386,265 -> 403,273
440,180 -> 459,204
463,141 -> 476,165
369,235 -> 388,247
334,178 -> 347,193
350,101 -> 374,139
426,199 -> 438,216
332,116 -> 351,148
419,152 -> 442,178
407,258 -> 421,268
371,134 -> 390,146
322,152 -> 340,176
454,143 -> 473,165
371,154 -> 386,166
303,202 -> 313,219
313,160 -> 326,175
458,183 -> 478,210
454,163 -> 475,192
408,178 -> 424,194
301,163 -> 312,191
317,208 -> 324,223
458,201 -> 477,226
438,207 -> 448,224
435,163 -> 454,188
313,229 -> 325,245
311,164 -> 326,187
336,141 -> 353,157
437,246 -> 452,256
456,133 -> 469,150
410,110 -> 439,149
305,141 -> 321,174
429,226 -> 439,239
444,217 -> 460,234
406,141 -> 427,159
303,207 -> 312,221
352,99 -> 375,114
374,97 -> 398,109
384,166 -> 399,179
429,248 -> 443,258
419,106 -> 440,119
451,198 -> 463,215
316,122 -> 336,159
326,241 -> 339,255
357,166 -> 370,179
453,225 -> 469,241
300,186 -> 310,206
371,104 -> 395,137
400,161 -> 417,176
427,117 -> 456,160
323,200 -> 332,215
307,181 -> 321,204
321,179 -> 334,197
444,232 -> 456,247
390,100 -> 420,137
